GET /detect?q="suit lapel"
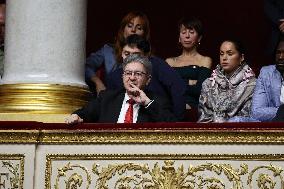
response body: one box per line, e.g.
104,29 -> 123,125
110,91 -> 125,122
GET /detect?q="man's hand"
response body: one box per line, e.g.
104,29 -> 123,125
128,84 -> 151,106
65,114 -> 83,124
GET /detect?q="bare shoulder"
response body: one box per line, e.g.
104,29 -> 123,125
200,56 -> 212,69
165,57 -> 176,67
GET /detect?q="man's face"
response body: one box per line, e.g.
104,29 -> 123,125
275,41 -> 284,74
276,41 -> 284,64
122,45 -> 143,60
122,62 -> 150,94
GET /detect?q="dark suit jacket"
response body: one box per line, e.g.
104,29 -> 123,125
74,89 -> 177,123
106,56 -> 186,121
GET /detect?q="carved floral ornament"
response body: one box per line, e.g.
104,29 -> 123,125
0,154 -> 24,189
2,161 -> 21,189
46,154 -> 284,189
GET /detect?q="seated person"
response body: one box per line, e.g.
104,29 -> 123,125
198,38 -> 256,123
166,17 -> 212,109
85,11 -> 150,95
107,34 -> 186,121
65,54 -> 177,124
251,36 -> 284,121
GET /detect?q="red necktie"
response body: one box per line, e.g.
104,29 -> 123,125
124,99 -> 135,123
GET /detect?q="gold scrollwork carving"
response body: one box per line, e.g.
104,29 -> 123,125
54,162 -> 91,189
248,164 -> 284,189
93,160 -> 248,189
46,154 -> 284,189
0,154 -> 24,189
92,161 -> 150,189
2,161 -> 20,189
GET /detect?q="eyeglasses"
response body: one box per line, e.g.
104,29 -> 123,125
123,70 -> 147,78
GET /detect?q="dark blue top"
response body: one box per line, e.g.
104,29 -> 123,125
85,44 -> 117,84
173,65 -> 211,107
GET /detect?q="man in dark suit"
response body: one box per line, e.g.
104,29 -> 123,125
107,34 -> 186,121
65,54 -> 177,124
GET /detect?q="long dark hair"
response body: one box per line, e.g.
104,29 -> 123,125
114,11 -> 150,64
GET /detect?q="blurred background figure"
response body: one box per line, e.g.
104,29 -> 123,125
85,11 -> 150,95
0,0 -> 5,78
264,0 -> 284,57
198,38 -> 256,123
166,17 -> 212,110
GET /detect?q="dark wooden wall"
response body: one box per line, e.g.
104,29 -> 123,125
86,0 -> 271,75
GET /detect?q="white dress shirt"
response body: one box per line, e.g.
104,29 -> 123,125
280,80 -> 284,104
117,93 -> 140,123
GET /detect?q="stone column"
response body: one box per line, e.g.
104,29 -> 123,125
0,0 -> 90,122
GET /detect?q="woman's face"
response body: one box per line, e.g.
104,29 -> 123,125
220,41 -> 244,74
123,17 -> 144,39
179,24 -> 200,49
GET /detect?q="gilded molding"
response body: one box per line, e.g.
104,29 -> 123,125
39,130 -> 284,144
2,129 -> 284,144
0,154 -> 25,189
0,83 -> 91,114
45,154 -> 284,189
1,129 -> 284,144
45,153 -> 284,161
0,130 -> 39,143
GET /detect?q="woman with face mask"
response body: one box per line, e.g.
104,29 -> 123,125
198,39 -> 256,123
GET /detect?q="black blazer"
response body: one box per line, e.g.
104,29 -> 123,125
74,89 -> 177,123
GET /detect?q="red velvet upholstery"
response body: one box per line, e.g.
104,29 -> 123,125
0,121 -> 283,131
